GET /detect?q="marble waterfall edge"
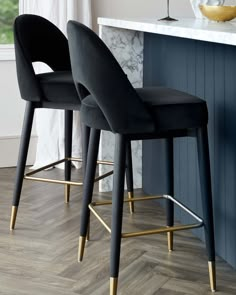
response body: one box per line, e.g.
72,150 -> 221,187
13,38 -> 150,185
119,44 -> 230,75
99,26 -> 144,192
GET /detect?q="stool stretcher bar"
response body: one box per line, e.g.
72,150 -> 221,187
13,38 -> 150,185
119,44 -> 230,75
89,194 -> 204,239
24,157 -> 114,185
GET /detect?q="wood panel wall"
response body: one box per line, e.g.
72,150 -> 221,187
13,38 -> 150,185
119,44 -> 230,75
142,33 -> 236,269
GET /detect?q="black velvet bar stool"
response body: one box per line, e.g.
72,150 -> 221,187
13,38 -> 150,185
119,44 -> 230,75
67,21 -> 216,295
11,14 -> 134,230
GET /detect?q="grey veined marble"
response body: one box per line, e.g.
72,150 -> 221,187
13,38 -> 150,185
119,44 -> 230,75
98,17 -> 236,47
98,26 -> 144,192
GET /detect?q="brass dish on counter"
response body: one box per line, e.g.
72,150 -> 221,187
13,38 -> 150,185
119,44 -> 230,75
199,5 -> 236,22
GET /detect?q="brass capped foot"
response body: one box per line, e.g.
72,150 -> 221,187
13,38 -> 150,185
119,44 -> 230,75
128,191 -> 134,214
64,184 -> 70,203
167,231 -> 173,252
208,261 -> 216,292
78,236 -> 86,262
86,222 -> 90,241
10,206 -> 18,230
110,277 -> 118,295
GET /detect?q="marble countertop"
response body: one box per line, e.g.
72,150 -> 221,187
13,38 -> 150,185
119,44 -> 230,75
98,17 -> 236,46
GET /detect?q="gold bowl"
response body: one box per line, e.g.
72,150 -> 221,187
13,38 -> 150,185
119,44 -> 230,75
199,5 -> 236,22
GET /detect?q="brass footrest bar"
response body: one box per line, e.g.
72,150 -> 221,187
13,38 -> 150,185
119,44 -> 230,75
128,191 -> 134,214
24,157 -> 114,186
25,158 -> 73,175
24,176 -> 84,186
163,194 -> 203,223
89,203 -> 111,234
121,222 -> 202,238
91,195 -> 164,206
96,160 -> 114,166
89,194 -> 204,239
65,184 -> 70,203
94,171 -> 114,182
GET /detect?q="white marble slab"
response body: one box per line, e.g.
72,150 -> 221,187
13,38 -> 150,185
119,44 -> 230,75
99,26 -> 144,192
98,17 -> 236,46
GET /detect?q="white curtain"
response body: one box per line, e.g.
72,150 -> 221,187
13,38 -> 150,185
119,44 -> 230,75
20,0 -> 92,169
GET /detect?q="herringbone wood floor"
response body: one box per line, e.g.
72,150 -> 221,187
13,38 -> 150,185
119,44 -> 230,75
0,167 -> 236,295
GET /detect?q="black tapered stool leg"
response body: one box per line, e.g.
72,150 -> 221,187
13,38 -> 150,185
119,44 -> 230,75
110,134 -> 126,295
166,138 -> 174,251
10,102 -> 35,230
81,123 -> 91,240
125,141 -> 134,214
64,110 -> 73,203
196,126 -> 216,292
78,128 -> 100,261
81,123 -> 90,179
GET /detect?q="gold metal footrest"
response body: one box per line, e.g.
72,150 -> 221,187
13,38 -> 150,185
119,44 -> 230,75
89,194 -> 203,239
24,157 -> 114,186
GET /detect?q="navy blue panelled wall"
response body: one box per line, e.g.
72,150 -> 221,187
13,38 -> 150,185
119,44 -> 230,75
142,33 -> 236,269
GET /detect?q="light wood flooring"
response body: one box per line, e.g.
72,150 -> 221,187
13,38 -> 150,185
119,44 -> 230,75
0,167 -> 236,295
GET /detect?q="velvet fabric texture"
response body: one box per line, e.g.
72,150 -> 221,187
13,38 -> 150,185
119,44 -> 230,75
37,71 -> 79,104
67,21 -> 155,135
67,21 -> 208,135
80,87 -> 208,133
14,14 -> 73,103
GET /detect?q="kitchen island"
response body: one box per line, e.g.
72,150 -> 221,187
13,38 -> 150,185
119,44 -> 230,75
98,17 -> 236,269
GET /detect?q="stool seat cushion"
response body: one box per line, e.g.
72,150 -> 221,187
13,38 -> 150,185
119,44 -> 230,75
37,71 -> 79,104
80,87 -> 208,133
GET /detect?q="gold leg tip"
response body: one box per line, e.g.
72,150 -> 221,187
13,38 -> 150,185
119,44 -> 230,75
129,207 -> 134,214
208,261 -> 216,293
78,236 -> 86,262
128,192 -> 134,214
64,184 -> 70,203
110,277 -> 118,295
86,225 -> 90,241
167,231 -> 174,252
78,253 -> 84,262
10,206 -> 18,231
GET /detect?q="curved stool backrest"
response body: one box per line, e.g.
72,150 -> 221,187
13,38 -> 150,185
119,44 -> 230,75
14,14 -> 71,102
67,20 -> 154,134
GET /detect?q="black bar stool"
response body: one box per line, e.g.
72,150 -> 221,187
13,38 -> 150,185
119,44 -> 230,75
68,21 -> 216,295
11,14 -> 134,230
